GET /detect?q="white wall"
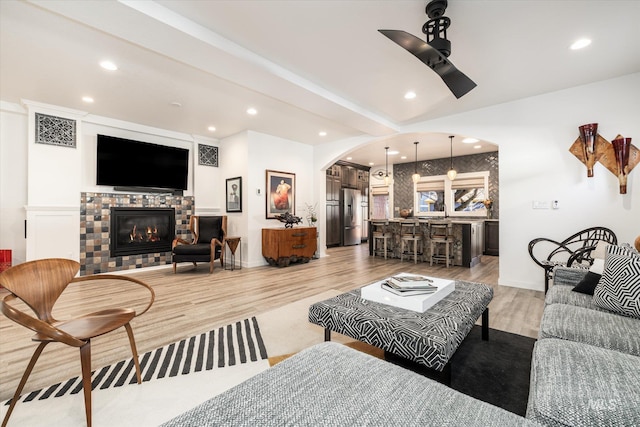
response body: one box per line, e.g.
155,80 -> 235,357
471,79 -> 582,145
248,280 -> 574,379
245,131 -> 314,267
193,136 -> 223,213
220,131 -> 249,264
403,73 -> 639,291
23,101 -> 85,261
0,103 -> 28,265
313,73 -> 639,291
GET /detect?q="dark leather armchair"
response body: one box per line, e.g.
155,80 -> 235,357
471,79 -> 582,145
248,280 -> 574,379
172,215 -> 227,273
528,226 -> 617,292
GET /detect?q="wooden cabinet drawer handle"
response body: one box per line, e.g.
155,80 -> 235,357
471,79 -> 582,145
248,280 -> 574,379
292,232 -> 307,237
292,244 -> 306,249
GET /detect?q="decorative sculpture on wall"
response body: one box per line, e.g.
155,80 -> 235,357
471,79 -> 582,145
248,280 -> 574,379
569,124 -> 638,194
599,135 -> 638,195
569,123 -> 608,177
578,123 -> 598,177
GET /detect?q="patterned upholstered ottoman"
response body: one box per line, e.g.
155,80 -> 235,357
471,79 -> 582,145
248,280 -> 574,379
308,280 -> 493,383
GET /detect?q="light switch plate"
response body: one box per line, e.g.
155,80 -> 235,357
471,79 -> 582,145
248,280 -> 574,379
532,201 -> 550,209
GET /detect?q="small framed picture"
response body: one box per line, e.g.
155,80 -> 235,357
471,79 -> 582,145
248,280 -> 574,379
265,170 -> 295,219
226,177 -> 242,213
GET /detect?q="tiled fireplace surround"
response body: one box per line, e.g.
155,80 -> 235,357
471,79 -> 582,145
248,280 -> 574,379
80,192 -> 194,275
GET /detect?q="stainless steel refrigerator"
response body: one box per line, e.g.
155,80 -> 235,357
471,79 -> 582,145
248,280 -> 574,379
342,188 -> 362,246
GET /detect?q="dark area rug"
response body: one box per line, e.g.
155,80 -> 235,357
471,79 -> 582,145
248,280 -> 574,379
449,325 -> 536,416
384,325 -> 535,416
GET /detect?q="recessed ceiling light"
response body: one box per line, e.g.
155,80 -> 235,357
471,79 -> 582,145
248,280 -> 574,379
208,126 -> 216,132
170,101 -> 182,107
82,96 -> 94,103
99,60 -> 118,71
570,38 -> 591,50
400,156 -> 407,160
368,162 -> 374,166
462,137 -> 479,143
346,157 -> 352,160
474,145 -> 482,149
388,150 -> 399,155
319,131 -> 327,136
246,107 -> 257,115
404,91 -> 417,100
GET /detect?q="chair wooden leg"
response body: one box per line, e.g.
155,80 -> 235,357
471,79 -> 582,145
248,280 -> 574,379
80,342 -> 92,427
124,323 -> 142,384
430,241 -> 434,266
2,342 -> 48,427
173,262 -> 177,273
445,242 -> 450,268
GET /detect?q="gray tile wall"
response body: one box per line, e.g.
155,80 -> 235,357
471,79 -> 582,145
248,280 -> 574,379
80,192 -> 194,275
393,151 -> 499,218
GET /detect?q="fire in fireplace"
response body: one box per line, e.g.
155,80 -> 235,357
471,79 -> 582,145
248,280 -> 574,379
110,207 -> 175,257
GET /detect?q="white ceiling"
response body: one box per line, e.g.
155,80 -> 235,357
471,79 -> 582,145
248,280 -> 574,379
1,1 -> 638,168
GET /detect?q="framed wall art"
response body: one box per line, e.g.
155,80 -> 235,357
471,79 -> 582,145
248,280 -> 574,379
226,177 -> 242,212
265,170 -> 295,219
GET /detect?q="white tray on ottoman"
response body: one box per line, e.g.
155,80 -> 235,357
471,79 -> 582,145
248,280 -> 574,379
361,274 -> 455,313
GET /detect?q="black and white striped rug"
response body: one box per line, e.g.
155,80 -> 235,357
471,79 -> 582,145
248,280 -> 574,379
4,316 -> 268,406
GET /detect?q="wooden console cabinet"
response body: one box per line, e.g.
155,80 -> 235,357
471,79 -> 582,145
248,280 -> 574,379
262,227 -> 317,267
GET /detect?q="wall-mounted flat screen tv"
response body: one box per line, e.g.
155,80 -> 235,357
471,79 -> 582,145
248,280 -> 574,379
96,134 -> 189,190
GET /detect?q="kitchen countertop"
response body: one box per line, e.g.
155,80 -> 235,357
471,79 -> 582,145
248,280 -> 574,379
369,218 -> 491,224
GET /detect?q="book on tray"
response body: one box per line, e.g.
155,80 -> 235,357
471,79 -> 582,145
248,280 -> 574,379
381,282 -> 437,297
385,274 -> 437,290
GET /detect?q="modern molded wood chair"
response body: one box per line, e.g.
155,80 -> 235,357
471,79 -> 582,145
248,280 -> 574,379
0,258 -> 155,427
172,215 -> 227,273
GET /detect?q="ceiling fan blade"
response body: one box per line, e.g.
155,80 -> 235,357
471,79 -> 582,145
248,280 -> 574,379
379,29 -> 476,99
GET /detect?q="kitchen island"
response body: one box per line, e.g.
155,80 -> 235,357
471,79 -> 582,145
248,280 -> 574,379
367,218 -> 486,267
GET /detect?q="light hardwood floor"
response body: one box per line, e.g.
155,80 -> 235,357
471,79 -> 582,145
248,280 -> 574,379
0,244 -> 544,401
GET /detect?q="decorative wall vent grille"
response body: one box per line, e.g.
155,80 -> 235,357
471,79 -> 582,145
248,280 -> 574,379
198,144 -> 219,167
35,113 -> 76,148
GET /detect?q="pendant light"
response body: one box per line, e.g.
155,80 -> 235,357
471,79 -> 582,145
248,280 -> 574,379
384,146 -> 390,185
412,141 -> 421,183
447,135 -> 457,181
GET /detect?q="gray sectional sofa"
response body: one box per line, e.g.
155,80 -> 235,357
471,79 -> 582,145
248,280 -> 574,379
163,245 -> 640,426
162,341 -> 534,426
526,246 -> 640,426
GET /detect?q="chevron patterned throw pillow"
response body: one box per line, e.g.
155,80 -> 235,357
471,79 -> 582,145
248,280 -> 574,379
593,245 -> 640,319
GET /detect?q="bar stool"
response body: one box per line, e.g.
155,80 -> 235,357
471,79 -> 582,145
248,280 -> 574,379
400,220 -> 422,264
429,221 -> 454,267
371,221 -> 390,259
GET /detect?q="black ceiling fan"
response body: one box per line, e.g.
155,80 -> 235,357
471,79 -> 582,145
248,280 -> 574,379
379,0 -> 476,99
